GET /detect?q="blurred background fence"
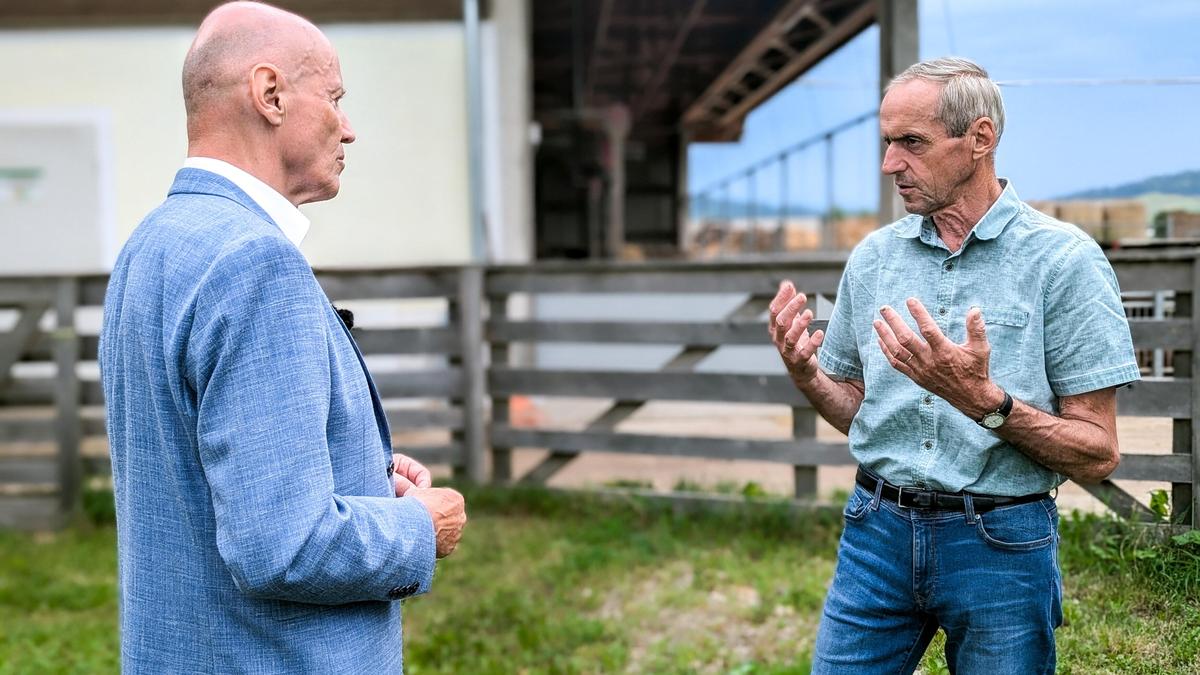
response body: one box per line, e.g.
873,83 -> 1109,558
1,249 -> 1197,529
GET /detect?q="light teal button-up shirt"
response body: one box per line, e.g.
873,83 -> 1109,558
818,180 -> 1140,496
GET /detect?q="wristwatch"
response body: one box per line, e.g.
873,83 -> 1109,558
979,390 -> 1013,429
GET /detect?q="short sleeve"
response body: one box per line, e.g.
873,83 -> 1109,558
818,256 -> 866,381
1043,240 -> 1141,396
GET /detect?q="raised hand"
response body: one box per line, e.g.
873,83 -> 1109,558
769,280 -> 826,383
873,297 -> 1002,416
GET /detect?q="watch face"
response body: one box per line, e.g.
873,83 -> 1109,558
981,412 -> 1005,429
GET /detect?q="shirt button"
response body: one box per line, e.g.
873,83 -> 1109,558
944,262 -> 955,271
937,307 -> 948,316
923,395 -> 933,405
923,441 -> 933,449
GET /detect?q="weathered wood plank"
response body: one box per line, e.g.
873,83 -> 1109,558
1110,453 -> 1193,482
493,425 -> 854,465
1127,319 -> 1193,351
0,495 -> 60,530
490,368 -> 808,405
1111,260 -> 1193,293
79,276 -> 110,306
485,268 -> 845,296
0,379 -> 104,406
488,319 -> 829,346
385,407 -> 463,430
23,334 -> 99,362
373,369 -> 464,398
0,302 -> 49,385
0,456 -> 57,483
0,279 -> 57,304
389,442 -> 464,467
0,417 -> 53,442
1116,379 -> 1190,418
316,270 -> 458,300
55,278 -> 82,515
1080,480 -> 1160,522
489,297 -> 512,484
457,267 -> 487,483
351,328 -> 460,356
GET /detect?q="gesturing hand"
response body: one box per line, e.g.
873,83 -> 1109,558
769,280 -> 825,383
873,298 -> 1002,416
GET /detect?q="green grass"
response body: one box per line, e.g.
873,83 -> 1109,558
1,487 -> 1198,674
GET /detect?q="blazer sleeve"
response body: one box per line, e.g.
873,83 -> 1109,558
185,235 -> 437,604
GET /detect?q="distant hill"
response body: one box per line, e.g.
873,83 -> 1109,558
1059,169 -> 1200,200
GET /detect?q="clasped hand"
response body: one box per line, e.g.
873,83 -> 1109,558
393,452 -> 467,559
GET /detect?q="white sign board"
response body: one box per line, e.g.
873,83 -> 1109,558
0,111 -> 114,275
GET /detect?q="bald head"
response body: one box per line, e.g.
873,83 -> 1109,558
182,1 -> 329,120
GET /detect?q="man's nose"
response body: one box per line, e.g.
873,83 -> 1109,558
880,144 -> 903,175
341,112 -> 356,144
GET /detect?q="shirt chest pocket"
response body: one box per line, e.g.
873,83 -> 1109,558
982,308 -> 1029,381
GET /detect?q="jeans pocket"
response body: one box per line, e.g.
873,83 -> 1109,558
974,499 -> 1056,551
843,485 -> 872,522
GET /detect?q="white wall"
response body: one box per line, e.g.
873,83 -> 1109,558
0,22 -> 484,270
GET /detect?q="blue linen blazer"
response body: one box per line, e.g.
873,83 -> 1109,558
100,168 -> 437,673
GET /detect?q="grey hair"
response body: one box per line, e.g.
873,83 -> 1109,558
887,57 -> 1005,143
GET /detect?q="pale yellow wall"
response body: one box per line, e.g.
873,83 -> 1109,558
0,23 -> 472,269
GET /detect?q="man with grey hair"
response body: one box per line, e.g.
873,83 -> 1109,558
768,57 -> 1137,671
101,2 -> 465,671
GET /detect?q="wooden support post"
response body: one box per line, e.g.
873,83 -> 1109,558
489,296 -> 513,484
54,278 -> 81,520
457,267 -> 486,484
877,0 -> 918,227
793,407 -> 817,500
1173,279 -> 1194,526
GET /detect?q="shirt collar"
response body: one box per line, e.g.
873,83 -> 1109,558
182,157 -> 310,248
893,178 -> 1021,243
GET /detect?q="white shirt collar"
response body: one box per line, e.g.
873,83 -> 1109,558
182,157 -> 310,248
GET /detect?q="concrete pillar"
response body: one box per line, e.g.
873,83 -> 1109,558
877,0 -> 918,226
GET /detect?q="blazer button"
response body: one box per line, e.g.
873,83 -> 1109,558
387,582 -> 420,600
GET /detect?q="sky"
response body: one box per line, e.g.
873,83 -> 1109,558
687,0 -> 1200,213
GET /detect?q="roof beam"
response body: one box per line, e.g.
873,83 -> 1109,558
582,0 -> 616,104
683,0 -> 876,137
631,0 -> 708,120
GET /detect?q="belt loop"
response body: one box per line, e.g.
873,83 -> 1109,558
870,474 -> 884,511
963,493 -> 977,524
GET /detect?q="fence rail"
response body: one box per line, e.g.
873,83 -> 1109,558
1,251 -> 1198,529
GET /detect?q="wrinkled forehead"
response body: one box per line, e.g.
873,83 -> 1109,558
880,80 -> 942,128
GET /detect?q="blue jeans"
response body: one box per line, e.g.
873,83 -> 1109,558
812,481 -> 1063,673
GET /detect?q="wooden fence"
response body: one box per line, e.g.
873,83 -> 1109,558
1,251 -> 1197,528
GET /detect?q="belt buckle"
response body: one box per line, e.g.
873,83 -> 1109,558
896,486 -> 934,509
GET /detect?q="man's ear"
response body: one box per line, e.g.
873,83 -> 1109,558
968,117 -> 997,160
250,63 -> 285,126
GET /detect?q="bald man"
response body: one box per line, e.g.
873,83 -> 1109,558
99,3 -> 465,672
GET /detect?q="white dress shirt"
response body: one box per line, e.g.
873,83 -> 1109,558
183,157 -> 310,248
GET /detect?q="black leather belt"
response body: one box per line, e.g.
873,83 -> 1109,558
855,467 -> 1049,515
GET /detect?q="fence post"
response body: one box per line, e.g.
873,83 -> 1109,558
1172,261 -> 1196,527
456,266 -> 486,484
489,291 -> 512,484
792,405 -> 818,500
1188,257 -> 1200,527
54,277 -> 82,519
